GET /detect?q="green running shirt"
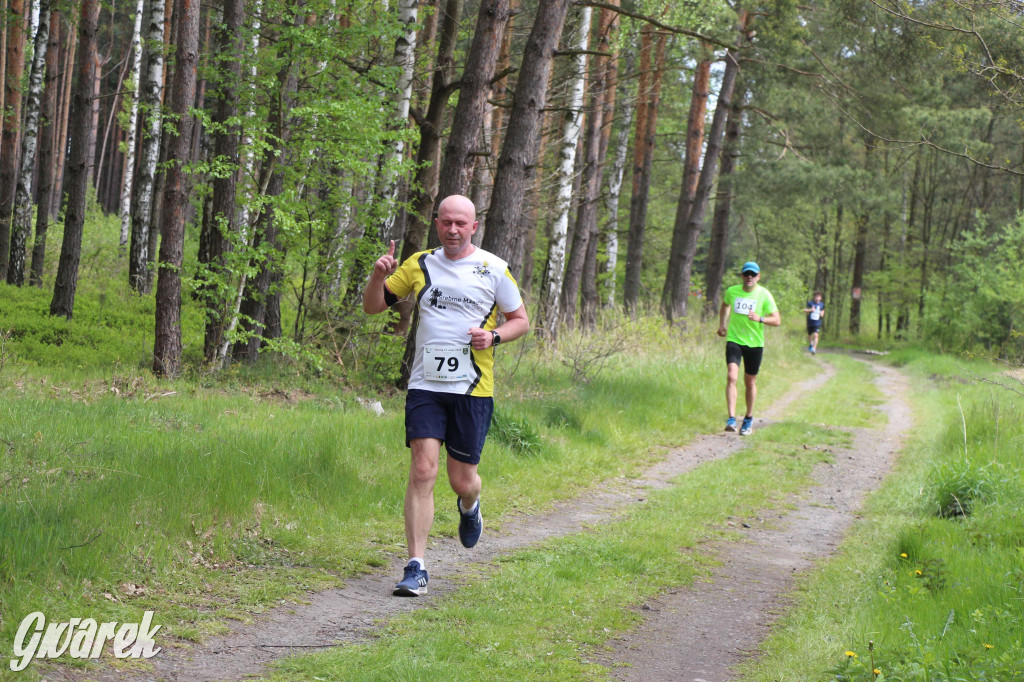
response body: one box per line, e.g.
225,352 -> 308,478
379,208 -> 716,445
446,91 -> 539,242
723,284 -> 778,348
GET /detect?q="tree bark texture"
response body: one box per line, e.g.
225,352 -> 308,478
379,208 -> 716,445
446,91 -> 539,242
662,51 -> 711,317
50,0 -> 100,319
200,0 -> 245,362
433,0 -> 510,207
6,1 -> 49,286
129,0 -> 167,293
30,8 -> 59,286
539,5 -> 590,337
119,0 -> 146,247
622,26 -> 667,316
153,0 -> 201,377
702,86 -> 744,319
0,0 -> 26,280
567,4 -> 618,331
668,34 -> 744,322
482,0 -> 571,276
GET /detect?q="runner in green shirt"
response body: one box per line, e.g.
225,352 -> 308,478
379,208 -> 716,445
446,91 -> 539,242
717,262 -> 781,436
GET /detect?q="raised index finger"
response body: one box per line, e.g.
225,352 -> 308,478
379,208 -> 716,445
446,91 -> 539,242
387,240 -> 395,257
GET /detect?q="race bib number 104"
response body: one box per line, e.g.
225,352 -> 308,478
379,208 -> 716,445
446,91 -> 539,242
733,297 -> 757,315
423,345 -> 473,382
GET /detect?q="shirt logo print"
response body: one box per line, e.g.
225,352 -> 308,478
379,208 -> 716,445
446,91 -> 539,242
428,287 -> 446,309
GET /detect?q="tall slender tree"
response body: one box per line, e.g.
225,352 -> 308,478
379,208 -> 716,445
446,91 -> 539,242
538,4 -> 590,337
6,1 -> 49,286
128,0 -> 167,293
199,0 -> 245,362
0,0 -> 26,280
482,0 -> 572,275
119,0 -> 146,248
662,49 -> 711,317
622,25 -> 668,316
50,0 -> 101,319
153,0 -> 201,377
30,7 -> 60,286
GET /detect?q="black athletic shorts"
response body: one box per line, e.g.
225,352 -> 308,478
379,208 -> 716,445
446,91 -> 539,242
405,389 -> 494,465
725,341 -> 764,376
806,322 -> 822,335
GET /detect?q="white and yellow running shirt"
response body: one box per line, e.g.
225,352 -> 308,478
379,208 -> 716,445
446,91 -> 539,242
385,247 -> 523,397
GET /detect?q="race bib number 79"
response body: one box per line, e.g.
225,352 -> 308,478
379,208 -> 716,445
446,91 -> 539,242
423,345 -> 473,382
733,297 -> 757,315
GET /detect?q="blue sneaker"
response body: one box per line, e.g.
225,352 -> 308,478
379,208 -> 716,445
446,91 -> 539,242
808,345 -> 813,352
394,561 -> 428,596
458,499 -> 483,548
739,416 -> 753,436
725,417 -> 737,432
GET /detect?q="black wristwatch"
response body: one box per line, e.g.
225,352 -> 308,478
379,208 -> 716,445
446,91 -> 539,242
490,330 -> 501,346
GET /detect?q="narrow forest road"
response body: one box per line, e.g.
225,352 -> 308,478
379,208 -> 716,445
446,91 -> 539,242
601,357 -> 911,680
54,355 -> 909,682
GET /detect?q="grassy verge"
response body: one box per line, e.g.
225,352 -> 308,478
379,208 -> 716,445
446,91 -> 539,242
741,350 -> 1024,681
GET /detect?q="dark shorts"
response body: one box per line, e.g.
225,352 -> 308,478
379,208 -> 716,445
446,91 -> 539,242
405,389 -> 494,465
807,321 -> 822,335
726,341 -> 764,376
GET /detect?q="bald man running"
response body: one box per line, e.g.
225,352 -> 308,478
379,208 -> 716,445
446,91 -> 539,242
363,195 -> 530,596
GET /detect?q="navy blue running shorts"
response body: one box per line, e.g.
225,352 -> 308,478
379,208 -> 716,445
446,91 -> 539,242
405,389 -> 494,465
725,341 -> 765,376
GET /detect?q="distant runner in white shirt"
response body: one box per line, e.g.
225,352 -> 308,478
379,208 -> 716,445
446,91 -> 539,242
363,194 -> 530,596
802,291 -> 825,355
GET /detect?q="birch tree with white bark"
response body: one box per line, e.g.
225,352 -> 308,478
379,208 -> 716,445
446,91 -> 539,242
118,0 -> 145,248
6,1 -> 48,286
537,5 -> 590,338
128,0 -> 166,293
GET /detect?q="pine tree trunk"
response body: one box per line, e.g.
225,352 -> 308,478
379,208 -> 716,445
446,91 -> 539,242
391,0 -> 462,341
51,18 -> 75,216
669,27 -> 745,322
538,5 -> 590,337
49,0 -> 100,319
622,26 -> 667,317
662,51 -> 711,317
128,0 -> 166,293
0,0 -> 26,280
703,86 -> 744,319
6,1 -> 49,286
200,0 -> 245,363
601,44 -> 632,308
153,0 -> 201,378
433,0 -> 510,205
481,0 -> 571,275
119,0 -> 145,247
29,8 -> 59,286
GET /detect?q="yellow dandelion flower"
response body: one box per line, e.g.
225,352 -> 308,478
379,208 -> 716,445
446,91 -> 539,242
900,553 -> 908,558
984,643 -> 994,649
874,669 -> 881,676
915,570 -> 923,576
845,651 -> 857,658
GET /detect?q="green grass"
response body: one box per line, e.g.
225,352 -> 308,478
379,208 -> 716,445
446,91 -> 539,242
740,354 -> 1024,681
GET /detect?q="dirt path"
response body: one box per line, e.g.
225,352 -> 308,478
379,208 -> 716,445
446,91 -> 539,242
600,357 -> 911,680
54,355 -> 909,682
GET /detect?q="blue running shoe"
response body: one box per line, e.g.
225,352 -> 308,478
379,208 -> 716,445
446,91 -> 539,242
725,417 -> 737,432
739,416 -> 753,436
394,561 -> 428,596
458,499 -> 483,548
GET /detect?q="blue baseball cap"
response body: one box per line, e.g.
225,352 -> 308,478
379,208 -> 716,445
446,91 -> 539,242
740,261 -> 760,274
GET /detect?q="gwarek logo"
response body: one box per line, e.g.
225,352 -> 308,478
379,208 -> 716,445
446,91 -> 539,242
10,611 -> 162,672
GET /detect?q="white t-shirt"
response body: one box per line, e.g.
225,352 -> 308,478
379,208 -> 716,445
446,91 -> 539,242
385,247 -> 523,397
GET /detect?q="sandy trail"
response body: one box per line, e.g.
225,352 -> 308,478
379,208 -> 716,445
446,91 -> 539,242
51,355 -> 908,682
